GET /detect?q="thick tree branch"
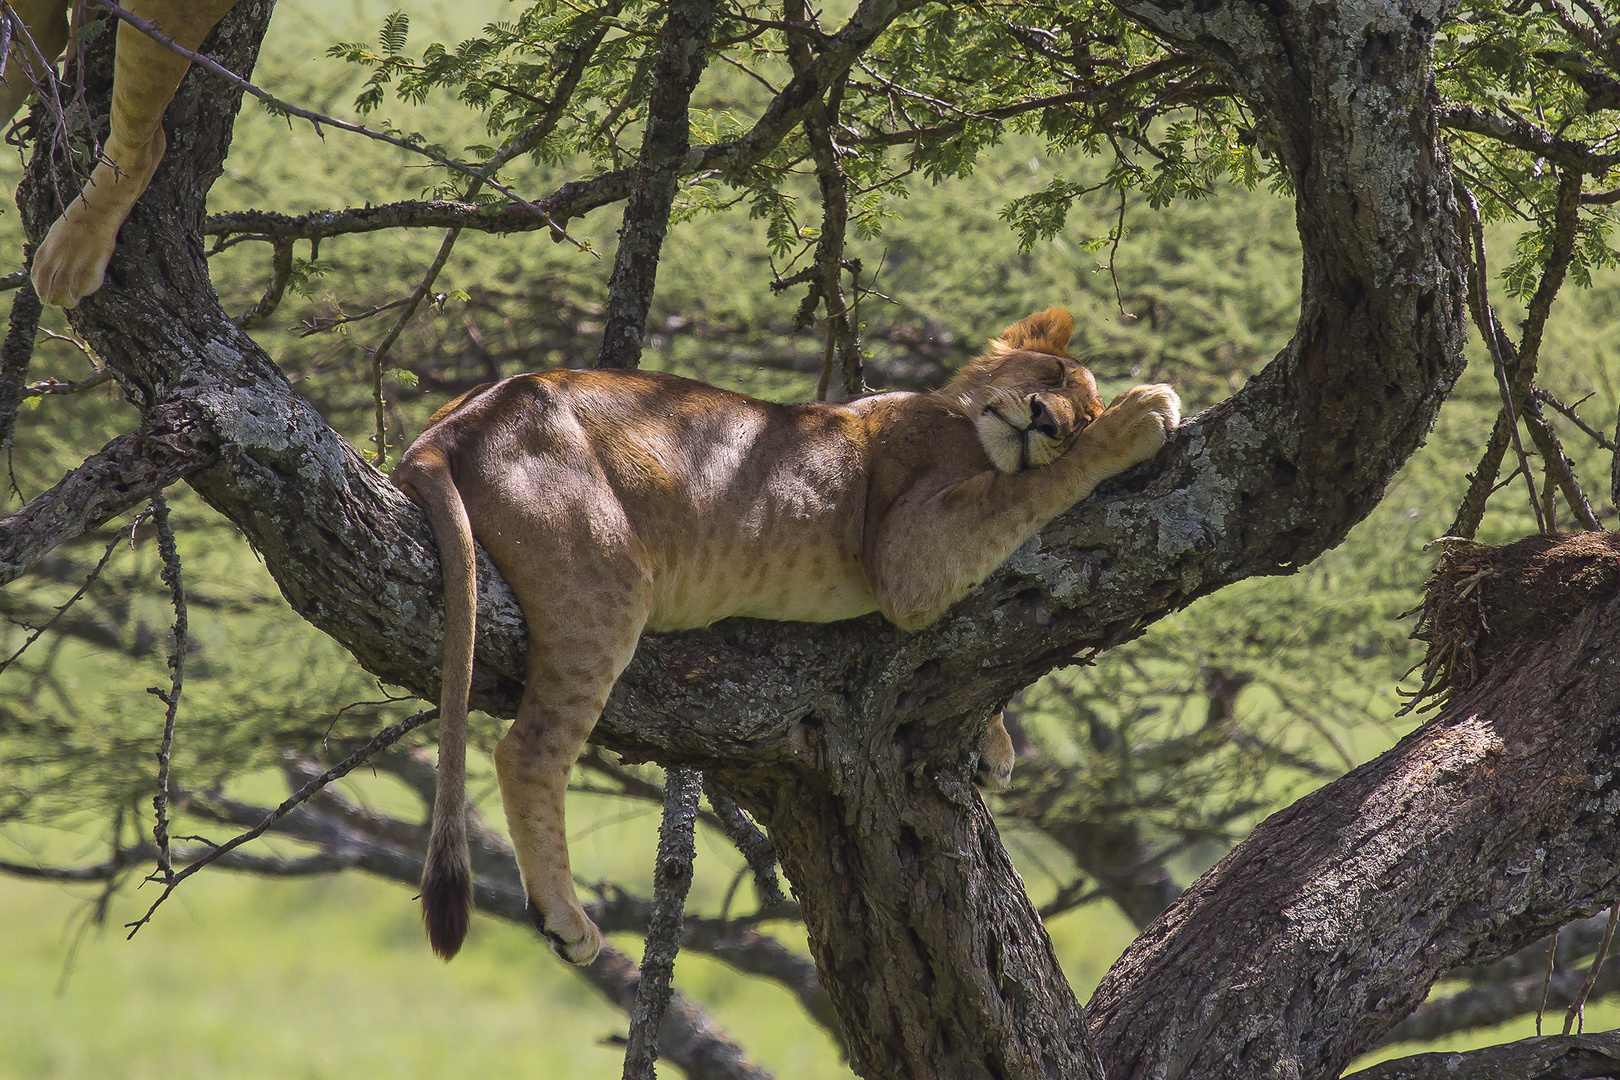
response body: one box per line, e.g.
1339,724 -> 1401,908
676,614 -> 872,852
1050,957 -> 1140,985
1438,103 -> 1620,173
0,401 -> 217,587
1091,533 -> 1620,1078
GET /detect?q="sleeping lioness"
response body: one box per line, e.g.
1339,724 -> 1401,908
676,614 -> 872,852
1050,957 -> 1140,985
393,307 -> 1181,965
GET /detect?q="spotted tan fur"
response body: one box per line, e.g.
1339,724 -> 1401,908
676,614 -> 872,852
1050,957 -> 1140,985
394,307 -> 1180,965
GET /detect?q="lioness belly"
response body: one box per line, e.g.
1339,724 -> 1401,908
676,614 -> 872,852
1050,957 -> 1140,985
645,542 -> 877,631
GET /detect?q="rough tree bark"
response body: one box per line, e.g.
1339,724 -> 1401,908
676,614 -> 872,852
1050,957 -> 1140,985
1091,533 -> 1620,1077
20,0 -> 1620,1079
594,0 -> 717,370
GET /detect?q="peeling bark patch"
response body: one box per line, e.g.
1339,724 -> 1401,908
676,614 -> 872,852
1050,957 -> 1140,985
1406,533 -> 1620,708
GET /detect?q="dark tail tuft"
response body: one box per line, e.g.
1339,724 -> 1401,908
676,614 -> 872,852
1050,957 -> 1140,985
421,856 -> 472,961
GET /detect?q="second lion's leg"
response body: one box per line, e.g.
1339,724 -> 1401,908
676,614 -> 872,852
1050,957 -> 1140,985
974,711 -> 1015,792
31,0 -> 238,307
0,1 -> 71,128
493,604 -> 646,966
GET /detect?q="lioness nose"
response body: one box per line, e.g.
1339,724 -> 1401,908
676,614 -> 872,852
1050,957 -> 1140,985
1028,396 -> 1061,439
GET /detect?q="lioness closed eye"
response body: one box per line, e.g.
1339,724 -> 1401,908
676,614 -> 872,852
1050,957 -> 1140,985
394,306 -> 1180,965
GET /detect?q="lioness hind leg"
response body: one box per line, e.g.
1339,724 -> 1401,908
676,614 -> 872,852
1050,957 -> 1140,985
494,613 -> 645,967
31,0 -> 238,308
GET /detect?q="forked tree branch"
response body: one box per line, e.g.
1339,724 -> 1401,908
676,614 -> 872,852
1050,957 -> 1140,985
0,401 -> 217,587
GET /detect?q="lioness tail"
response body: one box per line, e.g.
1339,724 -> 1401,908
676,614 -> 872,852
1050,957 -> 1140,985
400,447 -> 477,960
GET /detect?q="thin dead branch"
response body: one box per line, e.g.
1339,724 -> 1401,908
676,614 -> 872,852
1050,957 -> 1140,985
623,766 -> 701,1080
144,490 -> 185,884
234,237 -> 294,330
0,510 -> 137,675
122,706 -> 439,937
1535,389 -> 1618,452
701,780 -> 785,909
1564,901 -> 1619,1034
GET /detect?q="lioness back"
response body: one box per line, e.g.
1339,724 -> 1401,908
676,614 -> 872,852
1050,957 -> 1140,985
404,368 -> 905,632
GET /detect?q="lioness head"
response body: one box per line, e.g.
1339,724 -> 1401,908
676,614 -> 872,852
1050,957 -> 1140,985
945,307 -> 1104,473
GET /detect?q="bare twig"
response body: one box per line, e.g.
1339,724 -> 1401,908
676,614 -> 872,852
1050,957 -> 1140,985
298,296 -> 410,337
1520,168 -> 1588,392
1385,930 -> 1620,1045
0,508 -> 139,675
1535,388 -> 1618,452
1452,180 -> 1547,534
1565,901 -> 1619,1034
623,766 -> 701,1080
23,369 -> 113,397
1523,393 -> 1603,529
122,706 -> 439,937
365,227 -> 460,467
1539,926 -> 1558,1034
234,238 -> 294,330
0,270 -> 27,291
1514,171 -> 1598,529
145,491 -> 186,884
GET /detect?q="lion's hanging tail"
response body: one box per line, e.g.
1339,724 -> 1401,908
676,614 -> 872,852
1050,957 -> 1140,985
396,445 -> 477,961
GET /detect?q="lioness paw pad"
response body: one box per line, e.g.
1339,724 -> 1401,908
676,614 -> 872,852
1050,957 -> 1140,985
527,899 -> 603,966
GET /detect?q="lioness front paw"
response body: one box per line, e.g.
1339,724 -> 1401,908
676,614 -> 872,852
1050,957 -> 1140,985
1109,383 -> 1181,464
526,898 -> 603,966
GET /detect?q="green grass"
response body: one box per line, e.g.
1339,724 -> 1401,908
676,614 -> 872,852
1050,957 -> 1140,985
1,785 -> 847,1080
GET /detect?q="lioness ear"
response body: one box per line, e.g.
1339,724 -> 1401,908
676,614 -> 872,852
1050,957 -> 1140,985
991,306 -> 1075,357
